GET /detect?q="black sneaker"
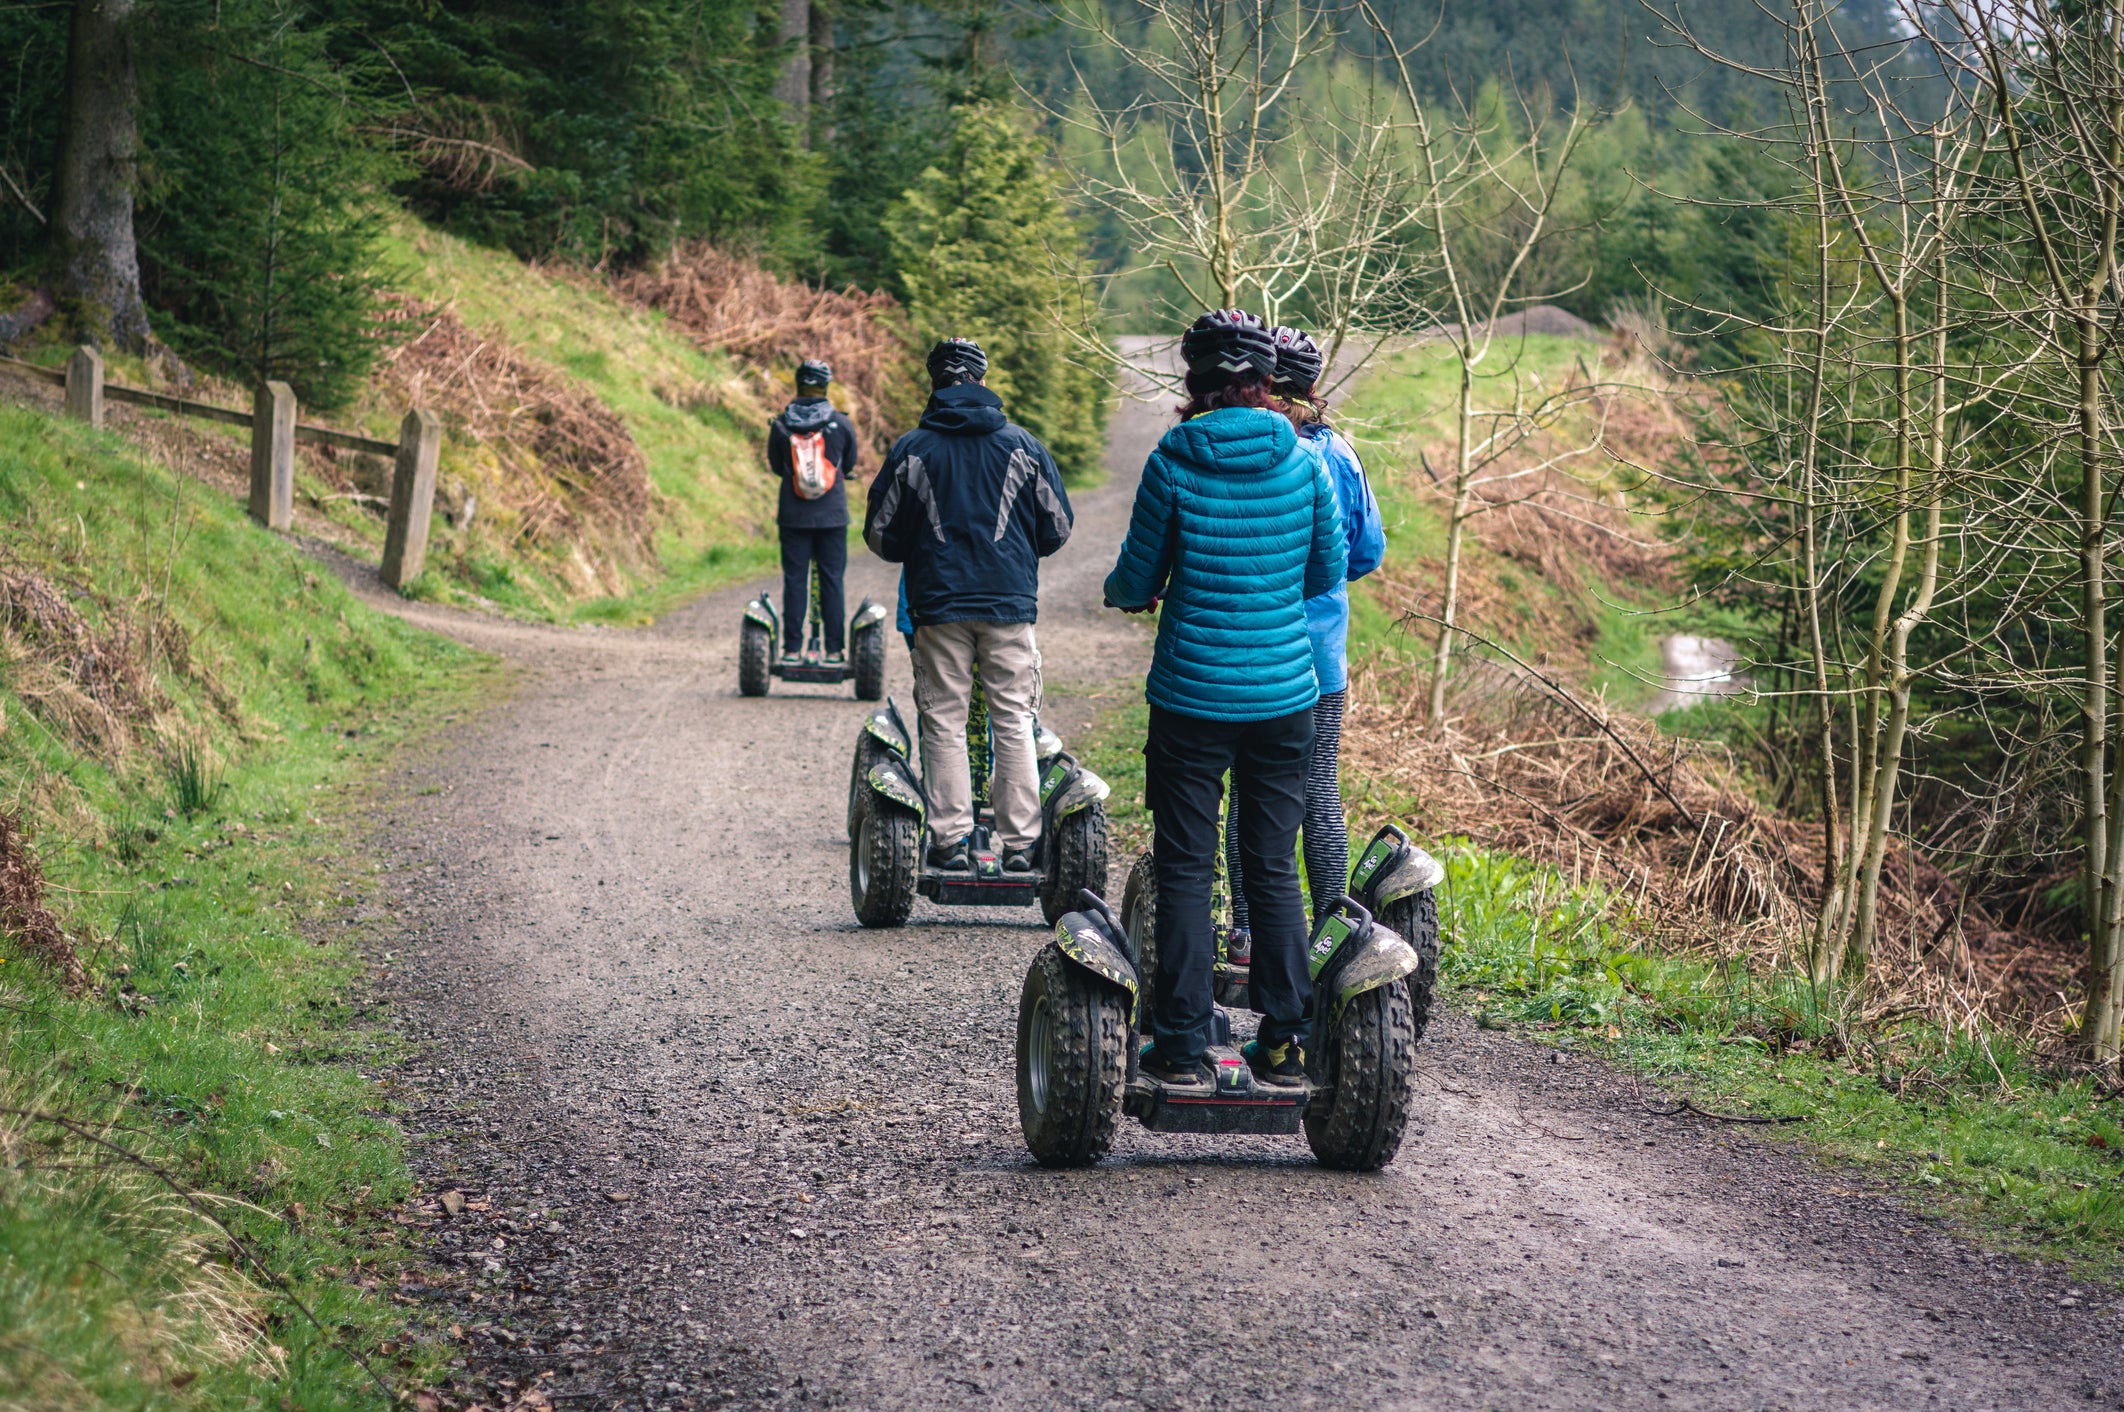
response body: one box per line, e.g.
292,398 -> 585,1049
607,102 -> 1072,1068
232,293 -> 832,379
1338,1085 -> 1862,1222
825,651 -> 847,668
1003,845 -> 1034,873
926,838 -> 971,871
780,650 -> 804,669
1243,1038 -> 1306,1088
1224,927 -> 1253,966
1139,1045 -> 1211,1090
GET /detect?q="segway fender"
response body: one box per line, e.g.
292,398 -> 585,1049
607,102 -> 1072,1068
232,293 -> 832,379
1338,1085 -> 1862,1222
743,595 -> 779,635
865,756 -> 927,820
1326,923 -> 1421,1015
1349,823 -> 1444,906
1365,846 -> 1444,906
850,598 -> 889,632
1053,911 -> 1139,1014
1051,767 -> 1111,821
862,704 -> 912,760
1039,753 -> 1111,821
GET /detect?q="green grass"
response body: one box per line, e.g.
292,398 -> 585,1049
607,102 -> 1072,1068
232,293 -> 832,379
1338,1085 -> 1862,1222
350,217 -> 781,624
0,404 -> 483,1408
1432,844 -> 2124,1276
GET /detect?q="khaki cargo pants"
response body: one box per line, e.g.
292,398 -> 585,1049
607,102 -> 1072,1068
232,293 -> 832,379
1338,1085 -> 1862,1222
910,621 -> 1043,849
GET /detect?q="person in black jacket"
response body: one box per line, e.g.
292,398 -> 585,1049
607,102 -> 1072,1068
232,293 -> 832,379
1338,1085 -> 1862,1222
766,359 -> 862,665
864,338 -> 1073,872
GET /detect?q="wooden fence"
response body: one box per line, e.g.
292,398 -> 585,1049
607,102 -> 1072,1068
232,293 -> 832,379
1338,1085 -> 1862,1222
0,346 -> 440,590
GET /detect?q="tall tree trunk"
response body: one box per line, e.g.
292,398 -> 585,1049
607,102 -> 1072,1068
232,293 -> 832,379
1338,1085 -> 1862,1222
777,0 -> 810,140
809,0 -> 835,144
48,0 -> 149,352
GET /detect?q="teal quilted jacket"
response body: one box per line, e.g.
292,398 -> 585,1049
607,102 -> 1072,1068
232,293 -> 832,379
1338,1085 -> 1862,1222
1104,407 -> 1347,721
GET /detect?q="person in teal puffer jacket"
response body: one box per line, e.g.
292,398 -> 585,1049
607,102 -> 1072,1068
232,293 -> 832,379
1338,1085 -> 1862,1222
1225,327 -> 1386,964
1104,310 -> 1347,1092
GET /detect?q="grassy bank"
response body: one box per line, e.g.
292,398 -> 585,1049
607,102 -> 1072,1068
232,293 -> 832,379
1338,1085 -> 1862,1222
1435,846 -> 2124,1276
0,404 -> 478,1407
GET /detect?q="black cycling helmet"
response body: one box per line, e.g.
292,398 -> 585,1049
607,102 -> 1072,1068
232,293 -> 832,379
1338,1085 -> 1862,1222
795,359 -> 832,389
1269,326 -> 1324,396
1180,309 -> 1276,387
926,337 -> 988,388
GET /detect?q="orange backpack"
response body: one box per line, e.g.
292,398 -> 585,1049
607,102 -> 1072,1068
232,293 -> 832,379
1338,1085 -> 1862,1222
789,428 -> 837,500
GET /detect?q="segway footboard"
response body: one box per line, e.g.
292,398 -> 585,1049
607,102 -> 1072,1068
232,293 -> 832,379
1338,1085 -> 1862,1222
1127,1049 -> 1308,1135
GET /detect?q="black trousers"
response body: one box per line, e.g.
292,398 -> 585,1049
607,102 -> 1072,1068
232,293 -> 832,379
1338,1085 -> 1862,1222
1145,703 -> 1314,1063
778,526 -> 847,653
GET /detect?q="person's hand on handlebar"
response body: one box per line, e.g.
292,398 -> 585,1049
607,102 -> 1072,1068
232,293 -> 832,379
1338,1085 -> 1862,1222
1104,595 -> 1158,616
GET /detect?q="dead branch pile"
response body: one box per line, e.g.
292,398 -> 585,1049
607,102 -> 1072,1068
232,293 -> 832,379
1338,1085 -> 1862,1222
0,561 -> 178,757
371,296 -> 653,550
0,811 -> 81,988
614,244 -> 921,461
1345,656 -> 2087,1038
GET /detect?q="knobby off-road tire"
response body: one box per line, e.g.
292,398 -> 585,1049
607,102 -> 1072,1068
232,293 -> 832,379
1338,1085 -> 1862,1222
1119,851 -> 1157,1034
851,622 -> 887,701
847,732 -> 895,840
1377,888 -> 1442,1041
850,799 -> 918,927
738,620 -> 772,698
1304,978 -> 1416,1171
1016,944 -> 1128,1167
1039,805 -> 1110,925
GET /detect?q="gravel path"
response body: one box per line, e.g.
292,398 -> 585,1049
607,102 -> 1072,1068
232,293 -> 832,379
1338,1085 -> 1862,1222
336,357 -> 2123,1411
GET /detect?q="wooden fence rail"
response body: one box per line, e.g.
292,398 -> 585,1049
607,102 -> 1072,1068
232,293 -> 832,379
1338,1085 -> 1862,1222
0,347 -> 439,589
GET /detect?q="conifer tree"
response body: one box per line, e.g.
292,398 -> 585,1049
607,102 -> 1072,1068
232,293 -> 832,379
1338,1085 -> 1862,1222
885,101 -> 1108,483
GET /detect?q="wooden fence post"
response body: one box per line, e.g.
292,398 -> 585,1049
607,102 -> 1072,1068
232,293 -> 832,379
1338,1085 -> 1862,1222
65,346 -> 104,427
381,408 -> 441,591
248,381 -> 296,531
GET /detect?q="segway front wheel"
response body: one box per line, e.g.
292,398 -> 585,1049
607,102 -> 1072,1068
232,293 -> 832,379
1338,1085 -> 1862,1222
739,619 -> 772,697
851,620 -> 886,701
1039,804 -> 1110,925
848,731 -> 895,840
1375,888 -> 1442,1041
1119,852 -> 1157,1035
851,799 -> 918,927
1016,943 -> 1128,1167
1303,979 -> 1416,1171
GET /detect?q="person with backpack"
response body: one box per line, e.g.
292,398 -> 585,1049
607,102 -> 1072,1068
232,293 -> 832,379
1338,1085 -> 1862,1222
766,359 -> 861,667
864,337 -> 1074,874
1222,325 -> 1387,971
1104,310 -> 1347,1092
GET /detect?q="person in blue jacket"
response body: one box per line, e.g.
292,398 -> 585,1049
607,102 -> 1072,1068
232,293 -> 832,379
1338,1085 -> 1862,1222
1104,309 -> 1347,1092
1224,327 -> 1387,964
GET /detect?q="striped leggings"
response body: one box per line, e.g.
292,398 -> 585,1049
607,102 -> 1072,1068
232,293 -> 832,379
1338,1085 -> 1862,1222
1228,689 -> 1348,929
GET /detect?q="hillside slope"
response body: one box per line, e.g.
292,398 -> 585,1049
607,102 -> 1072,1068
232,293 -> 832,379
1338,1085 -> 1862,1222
0,403 -> 478,1406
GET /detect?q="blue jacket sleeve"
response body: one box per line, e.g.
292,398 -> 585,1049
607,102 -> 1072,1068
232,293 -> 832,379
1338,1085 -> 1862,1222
1304,456 -> 1349,600
1103,454 -> 1175,608
1330,433 -> 1385,582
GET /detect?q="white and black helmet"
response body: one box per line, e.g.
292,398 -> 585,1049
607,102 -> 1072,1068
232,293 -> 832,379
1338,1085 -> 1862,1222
1180,309 -> 1276,387
1269,326 -> 1324,395
927,337 -> 988,386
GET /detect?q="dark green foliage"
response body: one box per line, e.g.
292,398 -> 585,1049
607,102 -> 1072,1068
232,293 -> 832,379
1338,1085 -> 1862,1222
136,1 -> 395,407
885,100 -> 1109,482
305,0 -> 817,266
1358,0 -> 1904,127
0,7 -> 67,277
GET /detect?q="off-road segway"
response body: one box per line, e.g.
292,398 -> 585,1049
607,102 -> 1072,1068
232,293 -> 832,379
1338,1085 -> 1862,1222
1014,878 -> 1424,1170
738,560 -> 887,699
846,672 -> 1109,927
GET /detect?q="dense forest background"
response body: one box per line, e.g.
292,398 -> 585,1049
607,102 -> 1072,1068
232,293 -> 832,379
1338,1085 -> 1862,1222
0,0 -> 1906,378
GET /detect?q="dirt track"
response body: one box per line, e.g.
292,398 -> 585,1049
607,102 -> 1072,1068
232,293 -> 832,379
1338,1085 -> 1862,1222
341,355 -> 2123,1411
